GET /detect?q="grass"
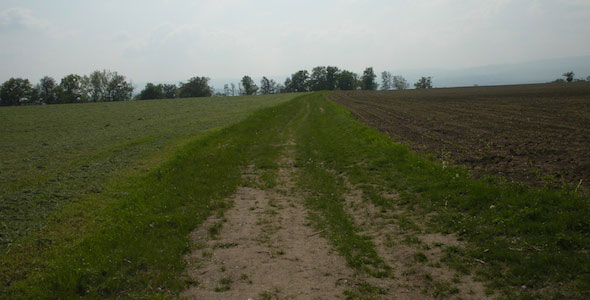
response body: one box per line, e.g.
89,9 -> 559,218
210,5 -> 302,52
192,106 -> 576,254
215,277 -> 232,292
294,93 -> 391,298
295,98 -> 390,278
0,94 -> 302,299
258,288 -> 281,300
0,94 -> 299,249
413,252 -> 428,263
2,91 -> 588,299
294,92 -> 590,299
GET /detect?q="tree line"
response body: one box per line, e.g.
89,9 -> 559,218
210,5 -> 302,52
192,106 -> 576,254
1,66 -> 436,105
552,71 -> 590,83
0,70 -> 134,106
5,67 -> 589,106
135,77 -> 214,100
200,67 -> 433,99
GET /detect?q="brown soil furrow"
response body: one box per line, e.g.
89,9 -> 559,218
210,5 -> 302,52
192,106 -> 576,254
328,85 -> 590,192
182,142 -> 353,300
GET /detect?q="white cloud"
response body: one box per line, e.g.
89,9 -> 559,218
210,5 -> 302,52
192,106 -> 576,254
0,7 -> 49,31
560,0 -> 590,5
0,0 -> 589,84
0,7 -> 76,40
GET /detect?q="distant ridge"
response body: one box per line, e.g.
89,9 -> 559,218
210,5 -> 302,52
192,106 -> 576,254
395,55 -> 590,88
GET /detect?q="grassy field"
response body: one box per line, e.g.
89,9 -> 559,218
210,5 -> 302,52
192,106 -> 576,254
1,91 -> 588,299
2,94 -> 302,298
0,94 -> 298,249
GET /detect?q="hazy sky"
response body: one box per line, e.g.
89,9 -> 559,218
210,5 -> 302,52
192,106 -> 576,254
1,0 -> 589,84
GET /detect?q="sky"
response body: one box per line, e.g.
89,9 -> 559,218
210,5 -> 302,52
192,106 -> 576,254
1,0 -> 589,85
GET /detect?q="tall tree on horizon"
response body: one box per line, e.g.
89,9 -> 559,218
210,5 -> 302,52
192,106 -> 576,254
88,70 -> 108,102
230,83 -> 236,96
392,75 -> 409,90
260,77 -> 276,94
241,75 -> 258,95
414,76 -> 433,89
0,78 -> 32,106
325,66 -> 340,90
223,84 -> 230,96
361,67 -> 378,90
563,71 -> 575,82
138,83 -> 164,100
58,74 -> 88,103
87,70 -> 133,102
37,76 -> 59,104
106,71 -> 133,101
337,70 -> 358,90
309,66 -> 328,91
161,84 -> 177,98
178,76 -> 213,98
285,70 -> 309,92
381,71 -> 392,90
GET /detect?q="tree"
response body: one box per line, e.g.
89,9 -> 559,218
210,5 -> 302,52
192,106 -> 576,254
563,71 -> 575,82
381,71 -> 392,90
178,76 -> 213,98
0,78 -> 32,106
87,70 -> 132,101
241,75 -> 258,95
138,83 -> 164,100
587,76 -> 590,82
161,84 -> 177,98
337,70 -> 358,90
38,76 -> 59,104
106,72 -> 133,101
283,78 -> 293,92
30,85 -> 41,104
361,67 -> 377,90
223,84 -> 230,96
88,70 -> 109,102
230,83 -> 236,96
414,76 -> 433,89
309,66 -> 328,91
260,77 -> 276,94
59,74 -> 88,103
238,82 -> 244,95
326,66 -> 340,90
275,83 -> 285,94
286,70 -> 309,92
392,75 -> 409,90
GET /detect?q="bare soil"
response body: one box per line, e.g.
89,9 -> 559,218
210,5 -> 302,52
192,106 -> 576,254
182,142 -> 353,299
328,83 -> 590,192
342,185 -> 490,299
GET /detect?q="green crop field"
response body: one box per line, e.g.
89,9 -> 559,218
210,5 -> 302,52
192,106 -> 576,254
1,91 -> 588,300
0,94 -> 298,249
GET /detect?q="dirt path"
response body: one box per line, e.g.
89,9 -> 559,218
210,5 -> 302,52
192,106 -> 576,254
342,184 -> 490,299
182,140 -> 353,299
181,107 -> 491,299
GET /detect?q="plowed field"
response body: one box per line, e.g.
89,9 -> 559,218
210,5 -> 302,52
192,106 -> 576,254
328,83 -> 590,190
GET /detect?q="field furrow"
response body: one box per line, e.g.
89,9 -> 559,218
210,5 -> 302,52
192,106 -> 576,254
328,84 -> 590,190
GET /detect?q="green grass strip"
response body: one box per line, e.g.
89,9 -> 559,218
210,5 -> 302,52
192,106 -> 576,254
2,96 -> 302,299
294,93 -> 391,282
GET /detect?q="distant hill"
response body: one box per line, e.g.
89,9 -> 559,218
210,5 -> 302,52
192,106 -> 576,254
396,55 -> 590,88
